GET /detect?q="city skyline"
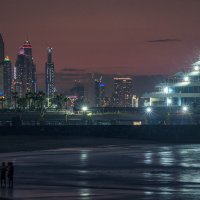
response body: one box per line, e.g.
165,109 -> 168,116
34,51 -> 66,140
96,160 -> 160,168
1,0 -> 200,77
0,34 -> 164,95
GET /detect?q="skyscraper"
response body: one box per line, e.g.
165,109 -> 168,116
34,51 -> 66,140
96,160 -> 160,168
3,56 -> 12,103
112,77 -> 133,107
14,47 -> 25,97
94,78 -> 105,107
0,65 -> 3,97
15,41 -> 37,97
45,47 -> 55,98
0,34 -> 4,63
0,34 -> 5,97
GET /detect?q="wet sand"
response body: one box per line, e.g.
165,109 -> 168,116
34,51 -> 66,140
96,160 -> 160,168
0,135 -> 148,153
1,142 -> 200,199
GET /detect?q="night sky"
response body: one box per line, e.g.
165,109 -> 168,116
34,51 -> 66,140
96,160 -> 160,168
1,0 -> 200,76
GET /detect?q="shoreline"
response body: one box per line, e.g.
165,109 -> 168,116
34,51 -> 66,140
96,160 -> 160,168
0,125 -> 200,153
0,136 -> 153,153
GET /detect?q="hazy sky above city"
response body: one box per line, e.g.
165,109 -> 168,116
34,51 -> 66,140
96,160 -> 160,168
1,0 -> 200,77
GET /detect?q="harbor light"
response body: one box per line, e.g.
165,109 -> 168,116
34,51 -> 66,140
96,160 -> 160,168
182,105 -> 188,112
146,107 -> 152,114
194,65 -> 199,71
167,98 -> 172,106
163,87 -> 169,94
184,76 -> 189,82
163,87 -> 172,94
82,106 -> 88,112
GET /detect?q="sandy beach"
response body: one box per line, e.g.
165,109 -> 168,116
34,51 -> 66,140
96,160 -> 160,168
1,139 -> 200,199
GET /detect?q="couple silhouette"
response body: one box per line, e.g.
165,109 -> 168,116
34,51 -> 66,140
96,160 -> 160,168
0,162 -> 14,188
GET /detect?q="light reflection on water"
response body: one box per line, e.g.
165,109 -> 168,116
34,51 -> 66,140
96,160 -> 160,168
143,172 -> 152,178
144,191 -> 154,195
144,151 -> 153,164
80,151 -> 89,161
80,150 -> 90,167
79,170 -> 88,174
158,147 -> 175,166
79,188 -> 91,200
179,173 -> 200,184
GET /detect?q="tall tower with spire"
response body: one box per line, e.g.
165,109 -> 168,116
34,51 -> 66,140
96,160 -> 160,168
0,34 -> 5,98
0,34 -> 4,63
3,56 -> 12,103
45,47 -> 55,99
15,40 -> 37,97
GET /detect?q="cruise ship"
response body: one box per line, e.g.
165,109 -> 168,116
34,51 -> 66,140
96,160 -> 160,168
142,57 -> 200,108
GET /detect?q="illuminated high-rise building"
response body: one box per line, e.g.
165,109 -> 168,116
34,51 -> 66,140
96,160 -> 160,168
0,34 -> 5,97
112,77 -> 133,107
0,65 -> 3,97
15,41 -> 37,97
14,47 -> 25,96
45,47 -> 55,98
94,78 -> 105,107
3,56 -> 12,103
0,34 -> 4,63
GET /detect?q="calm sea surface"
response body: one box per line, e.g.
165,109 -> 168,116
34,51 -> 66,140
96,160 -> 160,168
1,143 -> 200,199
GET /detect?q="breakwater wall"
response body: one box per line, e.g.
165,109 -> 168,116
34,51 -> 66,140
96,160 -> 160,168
1,125 -> 200,143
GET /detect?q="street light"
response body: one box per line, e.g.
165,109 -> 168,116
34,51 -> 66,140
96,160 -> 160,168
82,106 -> 88,112
167,98 -> 172,106
182,105 -> 188,113
194,65 -> 199,71
145,107 -> 153,125
163,86 -> 173,94
184,76 -> 189,82
81,106 -> 88,125
146,107 -> 152,114
163,87 -> 169,94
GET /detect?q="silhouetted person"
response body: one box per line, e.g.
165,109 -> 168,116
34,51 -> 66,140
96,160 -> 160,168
0,162 -> 6,188
7,162 -> 14,188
